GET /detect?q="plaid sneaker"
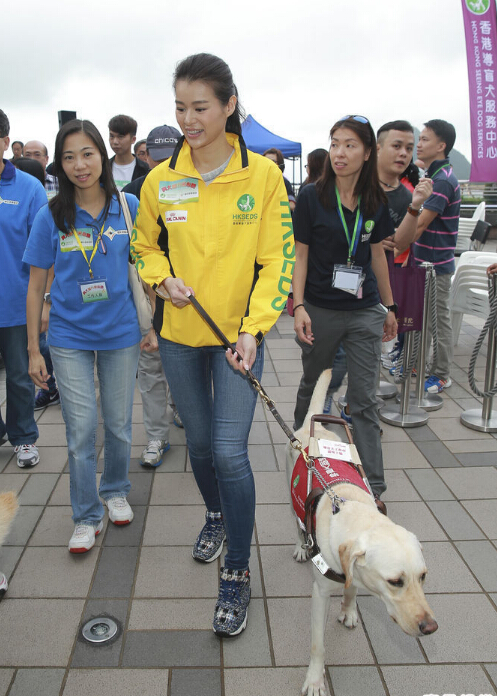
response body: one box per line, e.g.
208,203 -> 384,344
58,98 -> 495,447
192,511 -> 226,563
424,375 -> 452,394
213,567 -> 251,637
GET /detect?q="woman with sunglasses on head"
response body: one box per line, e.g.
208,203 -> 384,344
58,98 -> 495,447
23,119 -> 156,554
292,115 -> 397,505
132,53 -> 292,637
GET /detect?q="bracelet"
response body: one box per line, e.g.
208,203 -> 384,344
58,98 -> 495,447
293,303 -> 305,311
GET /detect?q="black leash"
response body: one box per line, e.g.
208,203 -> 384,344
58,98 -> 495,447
188,295 -> 300,448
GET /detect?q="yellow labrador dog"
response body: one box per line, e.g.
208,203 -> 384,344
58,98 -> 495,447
0,491 -> 18,599
286,370 -> 437,696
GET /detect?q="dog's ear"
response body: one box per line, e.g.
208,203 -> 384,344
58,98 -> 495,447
339,538 -> 366,588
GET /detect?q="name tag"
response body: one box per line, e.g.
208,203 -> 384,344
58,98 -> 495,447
159,178 -> 198,203
59,229 -> 93,252
318,439 -> 352,462
78,277 -> 109,303
332,264 -> 365,297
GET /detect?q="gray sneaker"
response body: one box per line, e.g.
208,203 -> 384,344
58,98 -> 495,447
140,439 -> 169,467
14,444 -> 40,469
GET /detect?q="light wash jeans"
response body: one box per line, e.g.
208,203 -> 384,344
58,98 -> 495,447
158,337 -> 264,570
50,343 -> 140,525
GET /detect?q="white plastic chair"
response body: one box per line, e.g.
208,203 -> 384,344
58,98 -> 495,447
455,202 -> 486,255
450,250 -> 497,344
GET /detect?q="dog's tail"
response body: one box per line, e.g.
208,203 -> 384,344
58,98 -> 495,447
0,492 -> 18,546
302,368 -> 332,430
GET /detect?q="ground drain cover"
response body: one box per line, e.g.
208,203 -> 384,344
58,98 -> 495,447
82,617 -> 118,644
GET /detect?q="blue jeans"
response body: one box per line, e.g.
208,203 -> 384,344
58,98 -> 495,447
0,325 -> 38,445
39,332 -> 56,393
50,343 -> 140,525
158,337 -> 264,570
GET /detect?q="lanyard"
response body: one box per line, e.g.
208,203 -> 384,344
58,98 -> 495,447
72,224 -> 105,279
429,163 -> 450,179
335,187 -> 362,266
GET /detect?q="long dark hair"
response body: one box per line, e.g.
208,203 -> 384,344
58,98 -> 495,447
49,119 -> 118,233
315,117 -> 385,217
173,53 -> 245,136
304,148 -> 328,185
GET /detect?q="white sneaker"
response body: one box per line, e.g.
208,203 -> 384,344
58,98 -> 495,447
105,497 -> 133,525
0,572 -> 8,598
68,520 -> 104,554
14,444 -> 40,469
140,439 -> 169,467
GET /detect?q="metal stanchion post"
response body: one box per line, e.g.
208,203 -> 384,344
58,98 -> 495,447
380,331 -> 429,427
411,264 -> 443,411
377,370 -> 398,400
461,274 -> 497,432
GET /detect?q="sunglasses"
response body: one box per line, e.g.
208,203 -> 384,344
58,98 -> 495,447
339,115 -> 369,124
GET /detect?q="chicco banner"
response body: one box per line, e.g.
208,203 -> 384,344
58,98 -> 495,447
461,0 -> 497,182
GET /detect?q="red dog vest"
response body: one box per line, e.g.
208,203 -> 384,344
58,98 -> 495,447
291,447 -> 370,527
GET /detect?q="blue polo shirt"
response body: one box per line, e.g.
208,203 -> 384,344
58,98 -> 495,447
0,160 -> 47,327
413,158 -> 460,275
23,193 -> 142,350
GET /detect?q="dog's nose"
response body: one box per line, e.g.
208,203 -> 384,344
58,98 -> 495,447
419,617 -> 438,635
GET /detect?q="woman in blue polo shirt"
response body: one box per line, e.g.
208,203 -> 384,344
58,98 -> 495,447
24,119 -> 146,553
292,115 -> 397,504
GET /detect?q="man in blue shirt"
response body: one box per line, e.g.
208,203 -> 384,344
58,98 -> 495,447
0,109 -> 47,467
411,119 -> 460,393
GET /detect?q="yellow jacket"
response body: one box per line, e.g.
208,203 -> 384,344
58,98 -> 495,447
131,133 -> 294,347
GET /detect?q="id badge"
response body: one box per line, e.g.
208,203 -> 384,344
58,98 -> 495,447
332,264 -> 365,296
78,277 -> 110,303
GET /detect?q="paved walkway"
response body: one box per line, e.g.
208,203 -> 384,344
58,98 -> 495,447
0,309 -> 497,696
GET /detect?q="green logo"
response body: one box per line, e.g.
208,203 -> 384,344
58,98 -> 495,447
293,475 -> 300,488
237,194 -> 255,212
466,0 -> 490,14
365,220 -> 375,233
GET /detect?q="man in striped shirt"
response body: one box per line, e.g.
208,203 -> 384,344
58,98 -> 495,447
412,120 -> 460,393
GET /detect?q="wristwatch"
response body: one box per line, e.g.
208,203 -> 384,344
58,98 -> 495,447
43,292 -> 52,304
386,303 -> 398,316
407,204 -> 422,217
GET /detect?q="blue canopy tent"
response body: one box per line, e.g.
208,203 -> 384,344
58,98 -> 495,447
241,114 -> 302,188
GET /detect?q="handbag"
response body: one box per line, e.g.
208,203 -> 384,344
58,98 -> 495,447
387,251 -> 426,332
119,192 -> 153,334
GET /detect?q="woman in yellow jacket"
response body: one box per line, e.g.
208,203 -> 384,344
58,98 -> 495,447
132,53 -> 293,637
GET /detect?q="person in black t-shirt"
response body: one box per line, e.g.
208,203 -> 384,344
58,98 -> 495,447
292,116 -> 397,502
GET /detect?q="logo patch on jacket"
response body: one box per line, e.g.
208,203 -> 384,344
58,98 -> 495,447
237,194 -> 255,211
165,210 -> 187,223
159,178 -> 198,204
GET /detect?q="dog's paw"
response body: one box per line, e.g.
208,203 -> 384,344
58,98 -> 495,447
301,670 -> 329,696
293,543 -> 309,563
337,607 -> 358,628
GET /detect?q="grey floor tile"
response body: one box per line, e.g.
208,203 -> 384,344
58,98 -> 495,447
385,502 -> 448,541
427,500 -> 486,540
71,599 -> 128,668
143,505 -> 205,546
248,421 -> 271,445
277,371 -> 304,386
28,506 -> 106,548
455,540 -> 497,591
135,547 -> 218,598
150,472 -> 203,505
381,665 -> 494,696
4,505 -> 43,546
382,470 -> 421,501
437,466 -> 497,499
224,667 -> 308,696
446,438 -> 497,453
484,663 -> 497,691
357,596 -> 425,664
407,425 -> 439,442
429,416 -> 495,441
405,469 -> 455,500
62,669 -> 169,696
127,472 -> 153,505
0,670 -> 13,696
255,504 -> 296,545
128,598 -> 214,630
254,471 -> 290,503
223,598 -> 272,667
122,630 -> 220,667
9,669 -> 65,696
422,594 -> 497,662
0,546 -> 23,581
413,440 -> 461,468
382,442 -> 430,469
170,668 -> 221,696
455,451 -> 497,466
268,597 -> 373,666
462,499 -> 497,538
0,599 -> 85,666
248,444 -> 279,471
259,545 -> 316,597
421,542 -> 480,593
90,546 -> 139,598
8,546 -> 97,598
0,472 -> 29,493
329,666 -> 386,696
103,505 -> 146,546
17,473 -> 59,505
35,424 -> 68,447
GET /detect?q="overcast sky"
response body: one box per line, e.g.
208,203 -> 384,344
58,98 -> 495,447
5,0 -> 477,178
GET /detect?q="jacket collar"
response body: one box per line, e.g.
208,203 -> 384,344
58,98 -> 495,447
0,159 -> 16,181
426,158 -> 450,177
168,133 -> 249,178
